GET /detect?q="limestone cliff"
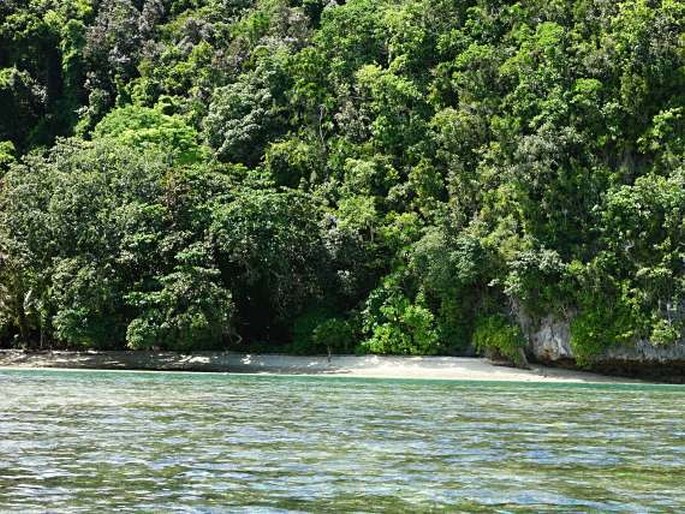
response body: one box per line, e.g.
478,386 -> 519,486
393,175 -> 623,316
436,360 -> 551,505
517,311 -> 685,382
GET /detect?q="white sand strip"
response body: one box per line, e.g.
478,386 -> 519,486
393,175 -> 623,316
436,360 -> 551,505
0,350 -> 637,383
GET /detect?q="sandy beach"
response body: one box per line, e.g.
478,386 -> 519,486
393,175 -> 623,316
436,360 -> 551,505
0,350 -> 636,383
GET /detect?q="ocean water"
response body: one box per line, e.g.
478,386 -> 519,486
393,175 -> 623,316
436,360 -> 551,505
0,369 -> 683,512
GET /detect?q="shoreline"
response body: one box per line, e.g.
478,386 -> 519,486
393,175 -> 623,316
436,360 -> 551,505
0,350 -> 641,383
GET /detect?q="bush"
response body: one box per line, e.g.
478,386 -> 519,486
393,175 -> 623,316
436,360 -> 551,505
649,318 -> 681,346
570,302 -> 636,368
359,282 -> 440,355
290,307 -> 355,354
312,318 -> 355,354
472,314 -> 528,368
291,307 -> 332,354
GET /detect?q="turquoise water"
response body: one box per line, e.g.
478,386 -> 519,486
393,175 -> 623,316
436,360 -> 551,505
0,370 -> 683,512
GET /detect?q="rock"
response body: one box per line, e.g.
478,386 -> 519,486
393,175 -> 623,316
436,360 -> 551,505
525,315 -> 574,363
514,304 -> 574,364
603,339 -> 685,363
516,309 -> 685,382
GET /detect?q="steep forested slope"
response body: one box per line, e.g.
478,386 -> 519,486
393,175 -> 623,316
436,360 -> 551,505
0,0 -> 683,365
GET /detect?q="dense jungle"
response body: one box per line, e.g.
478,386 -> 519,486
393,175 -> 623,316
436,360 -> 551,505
0,0 -> 683,366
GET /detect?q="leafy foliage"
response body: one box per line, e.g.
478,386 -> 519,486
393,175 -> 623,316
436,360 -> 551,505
93,105 -> 208,164
0,0 -> 683,364
473,315 -> 528,369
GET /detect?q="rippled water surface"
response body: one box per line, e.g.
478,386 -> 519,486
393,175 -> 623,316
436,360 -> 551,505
0,370 -> 684,512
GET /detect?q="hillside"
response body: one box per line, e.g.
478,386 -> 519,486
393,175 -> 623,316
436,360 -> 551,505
0,0 -> 683,369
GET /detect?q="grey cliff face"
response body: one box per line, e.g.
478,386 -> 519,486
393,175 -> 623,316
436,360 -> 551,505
517,309 -> 685,382
525,315 -> 574,362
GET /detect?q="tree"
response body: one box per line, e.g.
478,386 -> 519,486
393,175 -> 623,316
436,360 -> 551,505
93,105 -> 208,164
210,189 -> 329,340
0,138 -> 235,349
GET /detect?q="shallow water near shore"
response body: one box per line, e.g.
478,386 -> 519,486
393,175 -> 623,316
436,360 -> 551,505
0,369 -> 683,512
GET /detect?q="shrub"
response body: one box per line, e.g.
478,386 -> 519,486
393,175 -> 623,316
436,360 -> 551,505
570,292 -> 638,367
359,283 -> 440,355
472,314 -> 527,368
291,307 -> 332,354
313,318 -> 355,354
649,318 -> 681,346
